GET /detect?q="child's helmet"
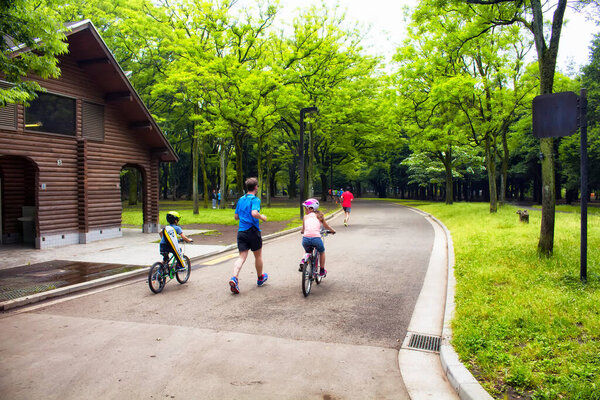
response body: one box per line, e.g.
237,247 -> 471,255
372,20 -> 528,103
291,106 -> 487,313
302,198 -> 319,211
166,211 -> 181,224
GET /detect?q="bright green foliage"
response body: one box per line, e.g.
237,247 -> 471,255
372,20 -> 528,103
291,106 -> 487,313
395,0 -> 537,207
0,0 -> 68,105
575,33 -> 600,195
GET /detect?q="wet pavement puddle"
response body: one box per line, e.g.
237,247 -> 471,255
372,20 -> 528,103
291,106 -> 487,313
0,260 -> 144,301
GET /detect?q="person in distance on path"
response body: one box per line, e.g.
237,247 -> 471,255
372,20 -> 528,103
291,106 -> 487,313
341,187 -> 354,226
229,177 -> 268,294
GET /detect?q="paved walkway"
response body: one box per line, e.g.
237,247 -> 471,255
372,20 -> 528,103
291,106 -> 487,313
0,207 -> 492,400
0,228 -> 232,303
0,228 -> 226,268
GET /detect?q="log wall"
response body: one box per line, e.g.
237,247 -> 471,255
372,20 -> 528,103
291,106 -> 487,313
0,52 -> 161,247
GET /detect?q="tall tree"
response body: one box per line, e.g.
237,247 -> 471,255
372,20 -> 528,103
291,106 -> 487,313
399,1 -> 535,208
464,0 -> 600,253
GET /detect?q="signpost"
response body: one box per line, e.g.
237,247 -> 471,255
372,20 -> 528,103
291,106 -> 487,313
532,90 -> 589,282
579,89 -> 588,283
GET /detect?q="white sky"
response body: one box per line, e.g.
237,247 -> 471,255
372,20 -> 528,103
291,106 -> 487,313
236,0 -> 599,74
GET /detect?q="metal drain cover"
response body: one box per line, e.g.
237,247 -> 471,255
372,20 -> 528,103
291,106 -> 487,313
407,333 -> 441,353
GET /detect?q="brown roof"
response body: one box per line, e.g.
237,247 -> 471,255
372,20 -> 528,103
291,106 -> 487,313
14,20 -> 178,162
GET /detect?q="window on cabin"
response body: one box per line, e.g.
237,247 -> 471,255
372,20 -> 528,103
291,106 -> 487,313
25,92 -> 76,136
82,101 -> 104,141
0,81 -> 17,130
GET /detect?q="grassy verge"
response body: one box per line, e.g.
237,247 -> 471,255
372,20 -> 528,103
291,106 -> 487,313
121,201 -> 338,230
530,203 -> 600,215
388,200 -> 600,399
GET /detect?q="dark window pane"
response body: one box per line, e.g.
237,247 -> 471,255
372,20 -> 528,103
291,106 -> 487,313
25,93 -> 75,136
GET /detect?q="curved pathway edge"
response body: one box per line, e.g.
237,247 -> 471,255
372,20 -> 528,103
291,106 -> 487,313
400,205 -> 493,400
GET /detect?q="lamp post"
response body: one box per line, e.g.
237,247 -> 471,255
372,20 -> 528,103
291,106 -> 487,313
299,106 -> 318,218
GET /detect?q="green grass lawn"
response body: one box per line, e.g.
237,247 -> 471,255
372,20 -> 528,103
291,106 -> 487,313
389,200 -> 600,399
121,200 -> 337,229
531,203 -> 600,215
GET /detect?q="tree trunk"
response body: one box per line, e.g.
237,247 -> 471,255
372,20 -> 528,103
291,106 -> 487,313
266,145 -> 272,207
128,169 -> 138,205
532,0 -> 565,256
320,171 -> 327,202
200,134 -> 209,209
443,147 -> 453,205
257,135 -> 264,200
500,129 -> 509,205
485,135 -> 498,213
219,139 -> 229,206
234,130 -> 244,195
192,135 -> 200,214
307,123 -> 314,198
538,137 -> 555,255
269,167 -> 277,199
288,161 -> 296,199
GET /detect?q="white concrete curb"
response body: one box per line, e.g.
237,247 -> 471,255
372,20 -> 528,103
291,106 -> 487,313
428,213 -> 494,400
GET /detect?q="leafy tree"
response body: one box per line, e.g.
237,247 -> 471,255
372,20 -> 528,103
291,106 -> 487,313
566,32 -> 600,199
464,0 -> 600,254
398,1 -> 535,208
274,4 -> 380,199
0,0 -> 68,105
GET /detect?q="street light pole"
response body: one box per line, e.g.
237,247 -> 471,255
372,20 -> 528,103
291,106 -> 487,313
299,106 -> 318,219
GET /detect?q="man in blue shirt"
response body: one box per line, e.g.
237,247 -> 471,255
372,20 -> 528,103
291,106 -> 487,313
229,177 -> 268,294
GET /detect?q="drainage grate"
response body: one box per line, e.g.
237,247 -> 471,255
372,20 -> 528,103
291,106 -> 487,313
407,333 -> 441,353
0,283 -> 60,302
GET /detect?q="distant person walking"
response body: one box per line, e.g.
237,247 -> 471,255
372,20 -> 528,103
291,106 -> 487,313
217,190 -> 221,208
229,177 -> 268,294
341,187 -> 354,226
211,189 -> 217,209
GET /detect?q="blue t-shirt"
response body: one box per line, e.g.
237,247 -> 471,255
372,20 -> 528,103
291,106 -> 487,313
235,194 -> 261,231
160,224 -> 182,244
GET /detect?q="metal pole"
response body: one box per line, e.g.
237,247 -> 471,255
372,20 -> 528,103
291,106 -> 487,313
299,112 -> 305,219
580,89 -> 588,283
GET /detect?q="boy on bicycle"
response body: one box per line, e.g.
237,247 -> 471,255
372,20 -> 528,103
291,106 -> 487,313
159,211 -> 193,269
300,199 -> 335,276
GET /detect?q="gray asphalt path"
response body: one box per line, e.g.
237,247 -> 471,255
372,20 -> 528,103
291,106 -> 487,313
0,200 -> 434,399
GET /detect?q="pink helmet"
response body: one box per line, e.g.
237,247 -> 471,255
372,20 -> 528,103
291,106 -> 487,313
302,198 -> 320,211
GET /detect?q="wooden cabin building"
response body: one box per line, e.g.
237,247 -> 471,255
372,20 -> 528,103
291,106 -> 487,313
0,20 -> 177,249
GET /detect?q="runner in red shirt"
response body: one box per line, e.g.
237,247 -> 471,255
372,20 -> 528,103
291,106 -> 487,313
340,187 -> 354,226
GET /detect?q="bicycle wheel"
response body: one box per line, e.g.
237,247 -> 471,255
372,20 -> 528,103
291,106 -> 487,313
176,255 -> 191,284
314,250 -> 323,285
302,259 -> 313,297
148,262 -> 166,294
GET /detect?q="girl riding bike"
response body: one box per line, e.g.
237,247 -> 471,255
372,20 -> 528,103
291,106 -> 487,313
300,199 -> 335,276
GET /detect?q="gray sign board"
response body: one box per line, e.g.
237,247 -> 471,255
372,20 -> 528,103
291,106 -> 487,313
532,91 -> 578,138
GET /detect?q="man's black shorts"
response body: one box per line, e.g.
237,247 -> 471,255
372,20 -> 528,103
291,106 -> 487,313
237,226 -> 262,252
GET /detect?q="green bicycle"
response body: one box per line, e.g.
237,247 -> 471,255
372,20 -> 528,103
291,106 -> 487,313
148,240 -> 191,294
